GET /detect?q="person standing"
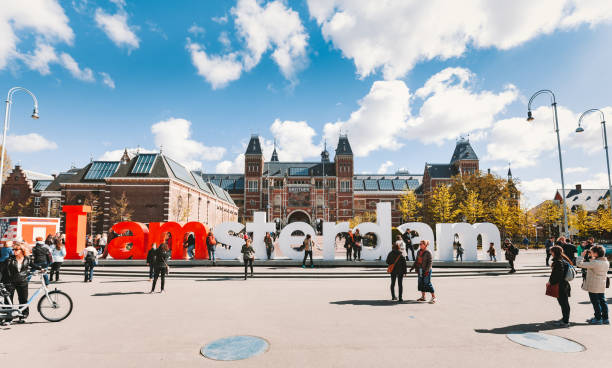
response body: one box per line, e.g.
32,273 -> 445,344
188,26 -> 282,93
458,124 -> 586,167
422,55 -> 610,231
1,243 -> 31,323
522,236 -> 530,250
146,244 -> 157,281
0,241 -> 14,265
503,239 -> 518,273
456,241 -> 464,262
31,237 -> 51,285
264,232 -> 274,260
98,233 -> 108,254
410,240 -> 436,303
387,238 -> 407,302
487,242 -> 496,261
49,238 -> 66,283
302,234 -> 314,268
545,237 -> 554,266
241,238 -> 255,280
206,231 -> 217,265
81,241 -> 98,282
560,237 -> 577,265
345,231 -> 354,261
547,245 -> 572,327
402,228 -> 415,261
186,232 -> 196,260
151,243 -> 170,293
353,229 -> 363,261
578,246 -> 610,325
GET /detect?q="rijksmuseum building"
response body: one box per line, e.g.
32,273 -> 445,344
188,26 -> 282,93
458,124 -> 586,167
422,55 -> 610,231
199,134 -> 479,228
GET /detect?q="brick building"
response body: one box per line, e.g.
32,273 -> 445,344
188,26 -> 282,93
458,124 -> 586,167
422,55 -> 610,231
198,134 -> 479,227
0,165 -> 55,216
49,150 -> 237,234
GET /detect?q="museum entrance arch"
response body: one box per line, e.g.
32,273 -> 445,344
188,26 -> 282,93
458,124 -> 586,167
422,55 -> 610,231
287,210 -> 311,225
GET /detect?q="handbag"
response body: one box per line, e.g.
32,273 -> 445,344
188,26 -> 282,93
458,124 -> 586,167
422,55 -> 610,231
545,283 -> 559,298
387,255 -> 401,274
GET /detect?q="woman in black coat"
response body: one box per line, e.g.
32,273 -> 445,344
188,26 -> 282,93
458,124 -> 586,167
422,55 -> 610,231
2,243 -> 31,322
150,243 -> 169,293
386,239 -> 407,302
547,245 -> 573,327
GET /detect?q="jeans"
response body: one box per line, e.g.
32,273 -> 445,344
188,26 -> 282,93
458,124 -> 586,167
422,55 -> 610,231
346,247 -> 352,261
589,292 -> 609,320
353,247 -> 361,260
417,270 -> 434,293
50,262 -> 62,281
151,267 -> 167,292
32,262 -> 50,285
509,260 -> 515,272
187,245 -> 195,259
406,245 -> 415,261
266,247 -> 272,260
390,273 -> 403,299
303,251 -> 313,266
148,265 -> 155,279
6,282 -> 28,319
456,253 -> 463,261
557,291 -> 570,323
489,255 -> 497,261
208,249 -> 216,262
84,262 -> 94,281
244,258 -> 253,278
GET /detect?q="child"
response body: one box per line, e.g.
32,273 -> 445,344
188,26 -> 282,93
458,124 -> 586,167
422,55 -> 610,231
487,242 -> 496,261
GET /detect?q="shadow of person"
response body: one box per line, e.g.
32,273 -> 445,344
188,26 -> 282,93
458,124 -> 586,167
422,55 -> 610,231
91,291 -> 146,297
330,299 -> 421,306
475,320 -> 589,334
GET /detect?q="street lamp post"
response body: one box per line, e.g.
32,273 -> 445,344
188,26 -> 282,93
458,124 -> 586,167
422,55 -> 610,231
575,109 -> 612,218
1,87 -> 39,203
527,90 -> 569,237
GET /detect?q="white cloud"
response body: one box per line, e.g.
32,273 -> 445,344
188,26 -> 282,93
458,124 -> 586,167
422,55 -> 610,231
219,32 -> 231,49
267,119 -> 321,161
377,161 -> 393,174
188,23 -> 205,36
212,15 -> 228,24
216,153 -> 244,174
520,177 -> 560,208
306,0 -> 612,79
99,72 -> 115,89
59,53 -> 94,81
151,118 -> 226,170
565,167 -> 589,174
188,0 -> 308,88
323,67 -> 516,157
0,0 -> 73,70
22,41 -> 59,75
577,173 -> 610,189
98,147 -> 156,161
94,6 -> 139,50
186,41 -> 243,89
6,133 -> 58,152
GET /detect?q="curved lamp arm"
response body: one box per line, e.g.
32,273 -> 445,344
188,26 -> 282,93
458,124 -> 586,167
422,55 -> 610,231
577,108 -> 605,129
7,87 -> 39,119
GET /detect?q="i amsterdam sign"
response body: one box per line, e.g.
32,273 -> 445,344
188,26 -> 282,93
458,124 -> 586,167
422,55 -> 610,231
62,203 -> 503,262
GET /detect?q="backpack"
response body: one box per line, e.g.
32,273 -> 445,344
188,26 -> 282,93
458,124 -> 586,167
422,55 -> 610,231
207,235 -> 216,246
564,261 -> 576,282
85,250 -> 96,265
511,246 -> 519,256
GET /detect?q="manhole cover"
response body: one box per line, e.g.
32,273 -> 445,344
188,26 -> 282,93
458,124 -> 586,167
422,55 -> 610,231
506,332 -> 585,353
201,335 -> 270,361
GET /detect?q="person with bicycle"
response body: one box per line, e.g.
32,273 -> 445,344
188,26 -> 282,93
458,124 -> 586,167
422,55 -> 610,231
151,241 -> 170,293
32,237 -> 51,285
1,242 -> 31,323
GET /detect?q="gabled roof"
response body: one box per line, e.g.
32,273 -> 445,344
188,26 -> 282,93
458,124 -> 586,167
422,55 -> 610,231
559,188 -> 609,212
425,164 -> 454,179
22,169 -> 53,181
46,168 -> 80,191
263,161 -> 336,177
245,135 -> 262,155
450,138 -> 478,163
335,134 -> 353,155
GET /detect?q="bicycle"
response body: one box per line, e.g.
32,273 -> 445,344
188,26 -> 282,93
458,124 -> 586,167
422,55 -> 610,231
0,269 -> 73,324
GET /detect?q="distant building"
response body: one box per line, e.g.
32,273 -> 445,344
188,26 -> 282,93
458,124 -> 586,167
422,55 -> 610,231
198,135 -> 481,227
555,184 -> 610,212
0,165 -> 55,216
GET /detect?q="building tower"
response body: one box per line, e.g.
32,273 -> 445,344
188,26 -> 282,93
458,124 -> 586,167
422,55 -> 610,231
506,162 -> 520,207
244,134 -> 264,222
270,139 -> 279,162
450,137 -> 479,175
334,134 -> 354,221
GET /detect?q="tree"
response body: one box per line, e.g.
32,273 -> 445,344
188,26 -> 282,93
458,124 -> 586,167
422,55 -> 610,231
518,208 -> 537,240
450,172 -> 508,223
457,190 -> 484,224
84,192 -> 102,234
568,205 -> 592,237
428,184 -> 457,224
349,211 -> 376,228
534,200 -> 562,238
397,190 -> 422,222
109,192 -> 132,224
493,197 -> 520,239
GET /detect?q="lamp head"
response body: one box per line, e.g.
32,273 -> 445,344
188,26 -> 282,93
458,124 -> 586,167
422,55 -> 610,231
575,126 -> 584,133
526,110 -> 534,122
31,108 -> 39,119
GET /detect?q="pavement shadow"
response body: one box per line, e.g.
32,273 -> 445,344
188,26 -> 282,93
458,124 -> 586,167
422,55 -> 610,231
194,278 -> 239,282
475,321 -> 589,334
330,299 -> 421,306
100,280 -> 145,283
91,291 -> 146,297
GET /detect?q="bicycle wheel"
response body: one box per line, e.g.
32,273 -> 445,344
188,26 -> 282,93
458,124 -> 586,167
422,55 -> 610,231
37,290 -> 73,322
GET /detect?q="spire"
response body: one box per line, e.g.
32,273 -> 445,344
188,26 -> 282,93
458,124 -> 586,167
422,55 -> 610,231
271,139 -> 279,161
507,162 -> 513,181
120,148 -> 130,164
245,134 -> 263,155
450,137 -> 478,163
321,139 -> 330,162
335,134 -> 353,156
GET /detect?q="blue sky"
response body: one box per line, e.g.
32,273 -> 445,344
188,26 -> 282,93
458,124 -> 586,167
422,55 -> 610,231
2,0 -> 612,207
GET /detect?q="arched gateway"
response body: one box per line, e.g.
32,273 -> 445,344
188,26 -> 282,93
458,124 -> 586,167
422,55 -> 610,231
286,210 -> 311,225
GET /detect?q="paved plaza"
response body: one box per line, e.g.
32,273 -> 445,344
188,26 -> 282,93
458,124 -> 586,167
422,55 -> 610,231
1,252 -> 611,367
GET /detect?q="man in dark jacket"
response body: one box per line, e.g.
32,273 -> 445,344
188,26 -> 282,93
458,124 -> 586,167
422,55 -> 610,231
31,237 -> 51,285
560,237 -> 577,265
146,245 -> 157,281
386,239 -> 407,302
503,239 -> 517,273
401,229 -> 415,261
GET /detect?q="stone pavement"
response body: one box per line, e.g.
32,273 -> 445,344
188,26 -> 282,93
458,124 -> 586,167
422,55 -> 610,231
1,253 -> 611,367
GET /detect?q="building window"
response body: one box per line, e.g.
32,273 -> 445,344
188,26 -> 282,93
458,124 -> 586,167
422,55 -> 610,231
248,180 -> 258,192
34,197 -> 41,206
34,208 -> 40,216
340,180 -> 350,192
250,199 -> 255,206
343,200 -> 348,206
355,200 -> 365,210
11,188 -> 19,198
